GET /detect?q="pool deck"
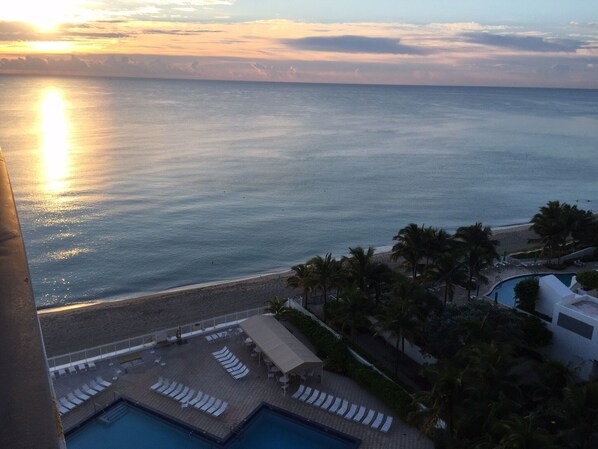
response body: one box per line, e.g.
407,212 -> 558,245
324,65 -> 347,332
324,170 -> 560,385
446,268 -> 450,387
55,326 -> 433,449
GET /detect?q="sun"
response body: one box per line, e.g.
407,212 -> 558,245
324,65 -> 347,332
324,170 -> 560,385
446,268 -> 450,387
3,0 -> 76,32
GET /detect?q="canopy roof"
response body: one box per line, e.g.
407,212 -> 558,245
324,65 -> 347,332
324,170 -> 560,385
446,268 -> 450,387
240,315 -> 323,375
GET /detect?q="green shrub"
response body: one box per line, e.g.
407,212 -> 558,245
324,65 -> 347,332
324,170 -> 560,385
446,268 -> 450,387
576,270 -> 598,290
514,278 -> 539,312
287,310 -> 414,420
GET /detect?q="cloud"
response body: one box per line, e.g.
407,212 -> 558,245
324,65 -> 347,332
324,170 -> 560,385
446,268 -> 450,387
282,35 -> 426,55
141,28 -> 221,35
462,32 -> 584,53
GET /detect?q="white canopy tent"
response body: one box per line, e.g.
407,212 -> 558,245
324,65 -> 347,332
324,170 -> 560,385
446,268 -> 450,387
240,315 -> 323,380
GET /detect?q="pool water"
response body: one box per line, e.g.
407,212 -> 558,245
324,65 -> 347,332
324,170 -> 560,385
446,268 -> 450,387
227,408 -> 354,449
66,401 -> 359,449
487,273 -> 574,308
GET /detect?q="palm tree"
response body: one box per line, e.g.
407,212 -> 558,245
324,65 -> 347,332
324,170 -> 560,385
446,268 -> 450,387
427,250 -> 467,304
341,246 -> 375,297
558,382 -> 598,449
265,296 -> 289,321
308,253 -> 340,321
392,223 -> 425,280
455,222 -> 499,299
327,287 -> 368,340
378,291 -> 420,374
287,263 -> 313,308
495,413 -> 557,449
410,363 -> 466,447
564,203 -> 595,250
531,201 -> 569,263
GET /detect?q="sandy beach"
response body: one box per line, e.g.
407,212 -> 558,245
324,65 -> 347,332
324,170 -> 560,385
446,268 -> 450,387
39,223 -> 538,357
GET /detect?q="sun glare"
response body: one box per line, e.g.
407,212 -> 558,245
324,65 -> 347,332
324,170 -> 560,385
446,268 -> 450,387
40,88 -> 70,193
4,0 -> 76,31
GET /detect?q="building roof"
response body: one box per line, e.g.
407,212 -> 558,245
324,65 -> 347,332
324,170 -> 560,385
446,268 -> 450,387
240,315 -> 323,375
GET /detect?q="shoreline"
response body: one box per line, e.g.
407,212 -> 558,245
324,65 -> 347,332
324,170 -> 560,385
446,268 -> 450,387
37,224 -> 533,315
38,224 -> 538,356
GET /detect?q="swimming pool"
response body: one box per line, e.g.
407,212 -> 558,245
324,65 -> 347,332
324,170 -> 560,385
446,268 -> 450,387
65,400 -> 360,449
487,273 -> 574,308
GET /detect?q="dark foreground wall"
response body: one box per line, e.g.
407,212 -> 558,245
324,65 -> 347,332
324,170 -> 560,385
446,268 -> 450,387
0,148 -> 64,448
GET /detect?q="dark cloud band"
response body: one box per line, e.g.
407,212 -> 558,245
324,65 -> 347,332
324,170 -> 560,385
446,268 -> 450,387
282,35 -> 426,55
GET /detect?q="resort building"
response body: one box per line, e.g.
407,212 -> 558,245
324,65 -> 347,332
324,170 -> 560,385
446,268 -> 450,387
536,274 -> 598,380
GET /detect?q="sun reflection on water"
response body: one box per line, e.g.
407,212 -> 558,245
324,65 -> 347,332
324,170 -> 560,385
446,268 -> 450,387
39,88 -> 70,194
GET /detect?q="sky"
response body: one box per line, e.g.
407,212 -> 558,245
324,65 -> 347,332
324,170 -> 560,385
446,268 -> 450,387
0,1 -> 597,87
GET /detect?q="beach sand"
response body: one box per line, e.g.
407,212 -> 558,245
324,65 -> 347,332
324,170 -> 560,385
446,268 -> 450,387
39,224 -> 538,357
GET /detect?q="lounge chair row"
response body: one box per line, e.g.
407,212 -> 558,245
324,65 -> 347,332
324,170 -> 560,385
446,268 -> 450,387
57,376 -> 112,415
150,377 -> 228,417
291,385 -> 393,433
212,347 -> 250,379
205,331 -> 230,343
53,361 -> 97,379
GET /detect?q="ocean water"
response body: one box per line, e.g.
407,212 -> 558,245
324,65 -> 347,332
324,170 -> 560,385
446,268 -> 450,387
0,76 -> 597,308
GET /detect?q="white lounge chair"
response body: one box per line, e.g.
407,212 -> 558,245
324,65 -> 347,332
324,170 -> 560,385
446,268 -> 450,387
306,390 -> 321,405
344,404 -> 358,420
74,389 -> 90,401
162,382 -> 179,396
362,409 -> 375,426
371,412 -> 384,430
96,376 -> 112,388
150,377 -> 164,391
292,385 -> 305,399
68,366 -> 76,375
314,393 -> 327,408
82,384 -> 98,396
328,397 -> 341,413
58,403 -> 69,415
321,395 -> 334,410
168,384 -> 184,398
89,379 -> 106,392
227,363 -> 244,374
77,363 -> 87,372
200,397 -> 216,412
174,386 -> 189,401
156,379 -> 171,394
380,416 -> 393,433
233,367 -> 249,379
212,346 -> 228,357
207,399 -> 222,414
212,401 -> 228,417
59,397 -> 76,410
188,392 -> 204,407
299,387 -> 312,402
180,389 -> 195,405
194,394 -> 210,409
87,361 -> 96,370
58,368 -> 66,377
67,393 -> 83,406
353,406 -> 366,422
222,359 -> 240,370
336,400 -> 349,416
205,334 -> 216,343
215,352 -> 233,362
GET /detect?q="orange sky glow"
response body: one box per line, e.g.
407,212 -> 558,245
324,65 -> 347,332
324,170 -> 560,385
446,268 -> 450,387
0,1 -> 597,87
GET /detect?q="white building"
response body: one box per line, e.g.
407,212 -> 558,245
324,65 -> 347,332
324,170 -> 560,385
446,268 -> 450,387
536,275 -> 598,379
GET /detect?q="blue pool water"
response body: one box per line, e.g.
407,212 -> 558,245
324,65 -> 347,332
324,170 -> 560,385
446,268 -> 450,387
66,402 -> 359,449
487,273 -> 574,308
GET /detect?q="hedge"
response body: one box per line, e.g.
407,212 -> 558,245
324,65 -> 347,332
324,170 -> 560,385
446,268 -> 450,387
287,310 -> 415,420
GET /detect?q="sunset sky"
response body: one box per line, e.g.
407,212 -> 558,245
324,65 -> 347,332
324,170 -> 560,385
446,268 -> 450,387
1,1 -> 597,87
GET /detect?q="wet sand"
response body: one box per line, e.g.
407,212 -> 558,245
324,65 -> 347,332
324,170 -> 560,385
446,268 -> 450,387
39,224 -> 538,357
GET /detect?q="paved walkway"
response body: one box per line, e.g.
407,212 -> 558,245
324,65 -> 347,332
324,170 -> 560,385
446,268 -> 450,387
55,327 -> 433,449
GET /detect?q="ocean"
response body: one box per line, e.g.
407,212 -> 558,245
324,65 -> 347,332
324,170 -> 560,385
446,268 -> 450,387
0,75 -> 596,308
